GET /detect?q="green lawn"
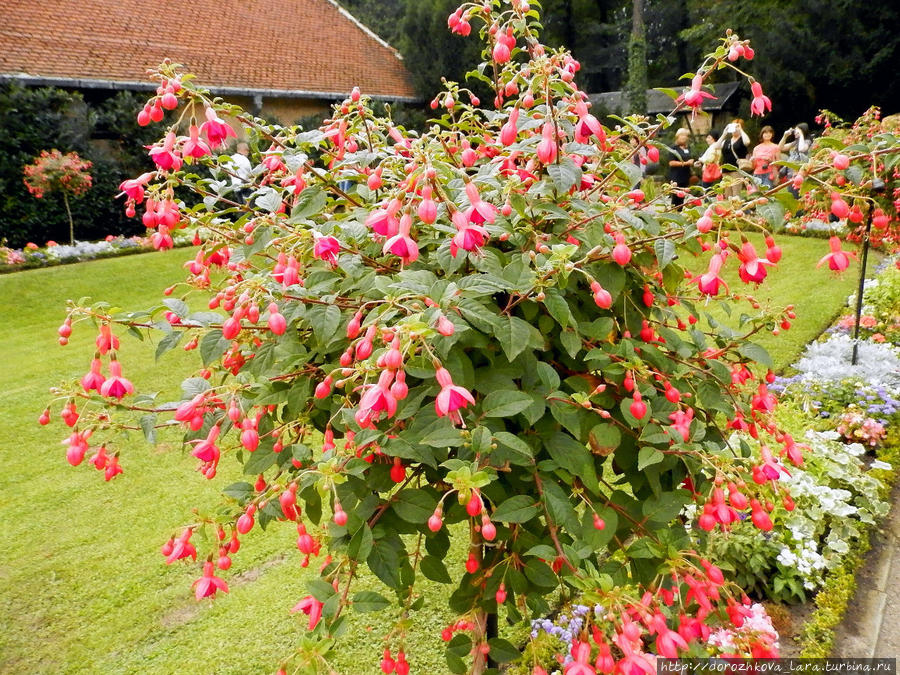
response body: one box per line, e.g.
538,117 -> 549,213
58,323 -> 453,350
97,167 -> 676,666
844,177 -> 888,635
0,237 -> 862,673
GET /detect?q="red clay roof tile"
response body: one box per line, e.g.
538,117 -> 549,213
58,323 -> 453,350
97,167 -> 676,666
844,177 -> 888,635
0,0 -> 418,100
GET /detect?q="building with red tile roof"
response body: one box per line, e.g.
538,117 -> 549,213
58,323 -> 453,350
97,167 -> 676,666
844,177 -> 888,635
0,0 -> 419,122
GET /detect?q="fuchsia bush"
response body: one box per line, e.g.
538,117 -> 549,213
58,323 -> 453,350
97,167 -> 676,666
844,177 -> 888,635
40,1 -> 899,673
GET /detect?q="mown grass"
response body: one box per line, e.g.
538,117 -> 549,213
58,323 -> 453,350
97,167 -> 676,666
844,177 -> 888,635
680,233 -> 868,371
0,236 -> 861,673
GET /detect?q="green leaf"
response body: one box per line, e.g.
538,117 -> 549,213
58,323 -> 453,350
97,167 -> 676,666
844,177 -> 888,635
616,160 -> 643,187
162,298 -> 189,318
254,186 -> 282,212
545,432 -> 595,486
289,186 -> 327,221
756,200 -> 784,228
420,555 -> 452,583
492,495 -> 541,523
541,480 -> 579,532
542,290 -> 573,329
547,157 -> 582,193
738,342 -> 773,369
155,330 -> 183,361
642,492 -> 688,524
348,523 -> 373,561
313,304 -> 341,346
367,539 -> 401,588
200,330 -> 228,366
481,390 -> 533,418
487,638 -> 520,663
181,377 -> 211,398
420,424 -> 465,448
392,489 -> 437,523
495,316 -> 534,362
560,329 -> 581,359
654,239 -> 676,269
308,578 -> 337,602
523,558 -> 557,587
242,446 -> 278,475
494,432 -> 534,461
222,481 -> 253,501
638,446 -> 665,470
352,590 -> 390,613
139,414 -> 157,444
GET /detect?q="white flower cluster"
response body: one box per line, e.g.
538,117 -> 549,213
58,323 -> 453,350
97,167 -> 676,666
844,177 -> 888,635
792,334 -> 900,389
43,240 -> 127,261
776,538 -> 827,590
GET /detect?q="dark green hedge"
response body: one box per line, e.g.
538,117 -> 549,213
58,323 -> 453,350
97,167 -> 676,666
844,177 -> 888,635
0,84 -> 159,248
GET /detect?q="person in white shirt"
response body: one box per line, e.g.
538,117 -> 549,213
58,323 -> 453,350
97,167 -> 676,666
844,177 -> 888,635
230,142 -> 252,203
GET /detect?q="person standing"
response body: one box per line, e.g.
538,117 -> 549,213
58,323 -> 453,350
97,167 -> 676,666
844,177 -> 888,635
719,119 -> 749,198
779,123 -> 811,196
751,125 -> 780,189
668,128 -> 693,207
229,142 -> 253,204
698,129 -> 722,190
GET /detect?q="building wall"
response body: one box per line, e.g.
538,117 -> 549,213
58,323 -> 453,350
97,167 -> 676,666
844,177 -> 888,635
226,95 -> 334,127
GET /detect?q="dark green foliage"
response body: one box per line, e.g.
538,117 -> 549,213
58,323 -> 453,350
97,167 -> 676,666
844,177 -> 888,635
0,85 -> 156,248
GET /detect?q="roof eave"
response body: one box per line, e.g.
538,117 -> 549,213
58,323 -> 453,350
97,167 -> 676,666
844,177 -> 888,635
0,73 -> 421,103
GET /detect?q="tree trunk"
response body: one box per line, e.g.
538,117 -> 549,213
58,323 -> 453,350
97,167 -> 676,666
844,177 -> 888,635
625,0 -> 647,114
63,192 -> 75,245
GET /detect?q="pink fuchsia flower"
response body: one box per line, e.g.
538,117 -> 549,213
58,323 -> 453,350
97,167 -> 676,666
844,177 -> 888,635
463,182 -> 496,225
365,199 -> 401,237
189,424 -> 221,466
680,74 -> 716,111
355,370 -> 398,428
434,367 -> 475,425
417,186 -> 438,224
163,528 -> 197,564
100,359 -> 134,399
450,210 -> 488,258
749,81 -> 772,117
291,595 -> 324,630
537,122 -> 558,164
104,455 -> 123,481
182,124 -> 211,159
313,234 -> 340,267
574,100 -> 607,147
81,357 -> 106,393
200,106 -> 236,149
149,131 -> 183,171
817,236 -> 854,272
564,641 -> 596,675
63,429 -> 92,466
193,561 -> 229,600
500,107 -> 519,146
118,172 -> 154,203
694,253 -> 729,296
383,213 -> 419,264
737,241 -> 775,284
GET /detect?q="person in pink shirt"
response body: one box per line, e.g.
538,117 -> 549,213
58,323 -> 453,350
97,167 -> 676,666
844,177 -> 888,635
751,126 -> 780,189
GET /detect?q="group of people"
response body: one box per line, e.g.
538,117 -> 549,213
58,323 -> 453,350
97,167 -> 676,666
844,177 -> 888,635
667,120 -> 811,205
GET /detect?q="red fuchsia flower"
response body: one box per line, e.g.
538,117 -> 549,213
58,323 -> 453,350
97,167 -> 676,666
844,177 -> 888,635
291,595 -> 324,630
612,234 -> 631,266
668,408 -> 694,442
450,210 -> 488,257
574,100 -> 607,147
267,303 -> 287,335
434,367 -> 475,425
737,240 -> 775,284
500,107 -> 519,146
81,357 -> 106,392
96,324 -> 120,354
200,106 -> 236,149
366,199 -> 402,237
492,38 -> 511,64
163,528 -> 197,564
104,455 -> 123,481
151,224 -> 174,251
464,182 -> 496,225
417,186 -> 438,224
650,614 -> 689,658
680,74 -> 716,111
313,233 -> 341,267
100,358 -> 134,399
764,235 -> 782,263
830,193 -> 850,219
753,445 -> 787,484
537,122 -> 558,164
189,424 -> 221,478
149,131 -> 183,171
63,429 -> 92,466
751,382 -> 777,414
817,236 -> 854,272
383,213 -> 420,264
193,560 -> 229,600
590,281 -> 613,309
182,124 -> 211,159
355,370 -> 398,428
88,444 -> 109,471
119,172 -> 154,203
749,81 -> 772,117
564,641 -> 596,675
693,253 -> 729,296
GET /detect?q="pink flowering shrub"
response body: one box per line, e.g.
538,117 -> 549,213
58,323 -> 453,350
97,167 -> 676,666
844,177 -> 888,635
837,408 -> 887,447
23,149 -> 93,245
39,2 -> 900,673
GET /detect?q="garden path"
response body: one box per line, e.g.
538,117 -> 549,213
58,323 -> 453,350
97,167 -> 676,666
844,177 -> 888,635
832,484 -> 900,657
